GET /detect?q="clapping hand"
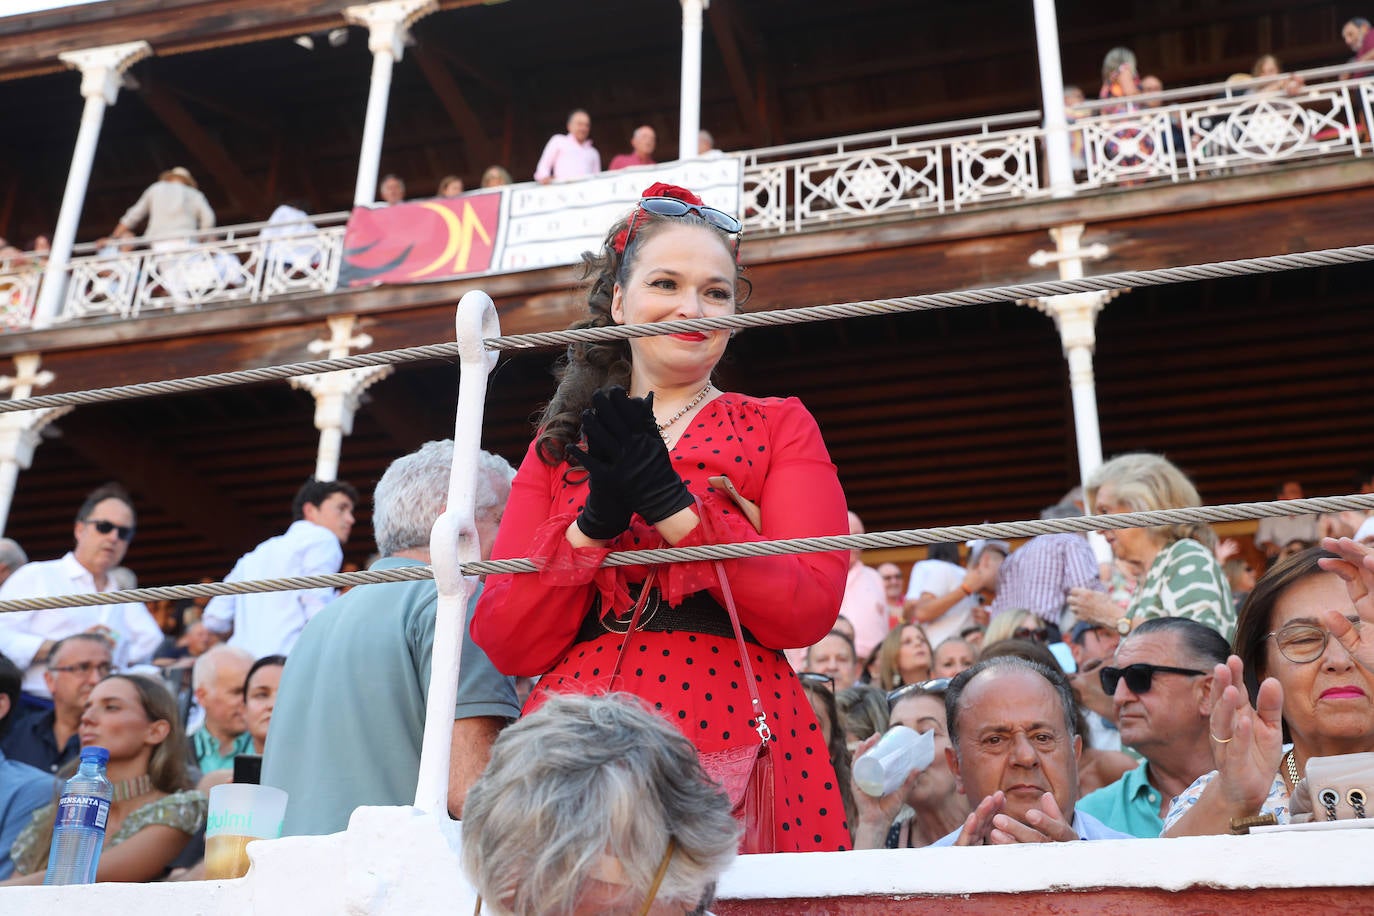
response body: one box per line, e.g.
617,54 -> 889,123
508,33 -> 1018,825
580,387 -> 694,525
1204,655 -> 1284,813
1318,536 -> 1374,673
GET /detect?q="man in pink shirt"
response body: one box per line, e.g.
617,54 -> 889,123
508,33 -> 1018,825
838,511 -> 889,659
534,110 -> 601,184
608,125 -> 657,170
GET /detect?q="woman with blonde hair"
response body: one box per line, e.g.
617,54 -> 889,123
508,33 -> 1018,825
1068,452 -> 1234,640
875,623 -> 933,692
4,674 -> 205,884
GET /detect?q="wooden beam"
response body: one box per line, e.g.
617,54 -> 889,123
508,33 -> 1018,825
706,2 -> 764,147
135,75 -> 267,218
58,411 -> 269,559
410,42 -> 497,172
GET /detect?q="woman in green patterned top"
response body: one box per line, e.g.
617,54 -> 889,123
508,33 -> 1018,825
1068,453 -> 1235,642
3,674 -> 206,883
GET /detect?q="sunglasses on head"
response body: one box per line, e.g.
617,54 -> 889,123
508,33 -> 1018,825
1099,662 -> 1206,695
1013,626 -> 1048,643
622,196 -> 743,256
84,518 -> 135,542
886,677 -> 952,709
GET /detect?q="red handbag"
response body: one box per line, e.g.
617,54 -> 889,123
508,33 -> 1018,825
608,560 -> 777,854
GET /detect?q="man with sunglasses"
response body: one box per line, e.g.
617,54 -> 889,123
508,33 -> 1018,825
1076,616 -> 1228,837
0,484 -> 161,707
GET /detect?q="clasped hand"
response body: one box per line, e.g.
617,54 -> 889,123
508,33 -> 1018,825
567,387 -> 694,541
953,790 -> 1079,845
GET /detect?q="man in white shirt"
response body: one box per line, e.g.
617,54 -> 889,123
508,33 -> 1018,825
203,478 -> 357,658
904,540 -> 1006,649
0,484 -> 161,702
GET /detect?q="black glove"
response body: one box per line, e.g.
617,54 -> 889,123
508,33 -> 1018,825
565,429 -> 634,541
582,387 -> 695,525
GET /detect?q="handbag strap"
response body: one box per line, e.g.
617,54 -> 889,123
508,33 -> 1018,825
609,567 -> 659,682
712,558 -> 771,743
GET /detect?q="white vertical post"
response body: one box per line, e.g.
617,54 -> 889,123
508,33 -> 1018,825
679,0 -> 710,160
32,42 -> 152,329
414,290 -> 500,817
0,354 -> 75,534
289,315 -> 393,482
345,0 -> 437,207
1031,0 -> 1074,198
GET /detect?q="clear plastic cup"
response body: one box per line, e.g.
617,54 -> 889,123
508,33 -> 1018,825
205,783 -> 288,879
853,725 -> 935,797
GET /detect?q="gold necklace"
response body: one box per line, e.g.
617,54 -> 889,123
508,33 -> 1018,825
655,384 -> 712,442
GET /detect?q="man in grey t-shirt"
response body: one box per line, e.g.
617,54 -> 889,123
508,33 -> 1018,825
263,442 -> 519,834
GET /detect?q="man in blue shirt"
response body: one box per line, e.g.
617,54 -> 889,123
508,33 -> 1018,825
1077,617 -> 1228,837
0,653 -> 56,879
934,655 -> 1131,845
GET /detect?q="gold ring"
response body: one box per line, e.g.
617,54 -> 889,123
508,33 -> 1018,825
1211,733 -> 1234,744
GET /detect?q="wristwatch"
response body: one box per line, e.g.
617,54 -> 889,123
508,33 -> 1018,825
1115,617 -> 1132,636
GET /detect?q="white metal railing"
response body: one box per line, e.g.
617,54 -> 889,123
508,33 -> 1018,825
1,64 -> 1370,333
57,212 -> 350,323
739,62 -> 1374,233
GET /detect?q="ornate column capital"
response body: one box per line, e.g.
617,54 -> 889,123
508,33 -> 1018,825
345,0 -> 438,60
0,354 -> 72,468
58,40 -> 152,105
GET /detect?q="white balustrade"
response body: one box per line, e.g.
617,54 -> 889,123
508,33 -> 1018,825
2,65 -> 1369,333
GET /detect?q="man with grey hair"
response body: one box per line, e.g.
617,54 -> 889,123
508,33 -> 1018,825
934,655 -> 1130,845
0,538 -> 27,586
188,644 -> 254,775
263,442 -> 521,834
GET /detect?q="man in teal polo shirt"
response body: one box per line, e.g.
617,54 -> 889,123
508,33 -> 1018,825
262,441 -> 519,835
1076,616 -> 1228,837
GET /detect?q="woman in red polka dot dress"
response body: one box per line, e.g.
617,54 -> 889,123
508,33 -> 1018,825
472,183 -> 851,852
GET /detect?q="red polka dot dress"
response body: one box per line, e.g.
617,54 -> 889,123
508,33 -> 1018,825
473,393 -> 852,851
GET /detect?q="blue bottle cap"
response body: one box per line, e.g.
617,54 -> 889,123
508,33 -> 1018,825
80,746 -> 110,766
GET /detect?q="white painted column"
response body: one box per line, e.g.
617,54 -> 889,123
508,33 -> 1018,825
678,0 -> 710,160
1025,224 -> 1120,488
32,42 -> 152,329
289,315 -> 394,481
414,290 -> 500,816
1031,0 -> 1075,198
345,0 -> 438,207
0,355 -> 75,534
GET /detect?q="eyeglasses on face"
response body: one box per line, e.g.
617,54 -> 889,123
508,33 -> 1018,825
1013,627 -> 1048,643
1099,662 -> 1206,695
886,677 -> 952,709
623,196 -> 743,256
83,518 -> 135,542
798,671 -> 835,691
48,661 -> 112,678
1267,618 -> 1360,664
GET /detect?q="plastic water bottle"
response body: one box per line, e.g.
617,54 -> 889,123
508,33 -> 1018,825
43,746 -> 113,885
853,726 -> 936,797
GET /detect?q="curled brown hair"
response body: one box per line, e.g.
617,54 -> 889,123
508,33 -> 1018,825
533,209 -> 748,466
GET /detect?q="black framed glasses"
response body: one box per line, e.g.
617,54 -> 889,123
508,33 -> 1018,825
798,672 -> 835,691
623,196 -> 743,256
886,677 -> 952,709
1013,627 -> 1048,643
1099,663 -> 1206,695
1267,618 -> 1360,664
48,661 -> 112,678
83,518 -> 135,542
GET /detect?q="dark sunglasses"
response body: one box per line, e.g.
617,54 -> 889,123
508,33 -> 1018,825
84,518 -> 135,542
623,196 -> 743,255
886,677 -> 952,709
798,672 -> 835,691
1013,627 -> 1048,643
1099,663 -> 1206,695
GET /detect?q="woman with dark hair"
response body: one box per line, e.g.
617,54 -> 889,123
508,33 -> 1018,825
472,183 -> 851,850
4,674 -> 205,883
1163,539 -> 1374,835
800,675 -> 857,834
243,655 -> 285,755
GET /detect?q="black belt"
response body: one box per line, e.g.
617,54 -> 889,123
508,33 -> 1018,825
575,585 -> 761,645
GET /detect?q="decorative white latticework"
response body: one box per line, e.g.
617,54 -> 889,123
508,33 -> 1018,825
0,266 -> 41,330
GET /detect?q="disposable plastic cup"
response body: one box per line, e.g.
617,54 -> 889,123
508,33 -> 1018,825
853,725 -> 935,797
205,783 -> 288,880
